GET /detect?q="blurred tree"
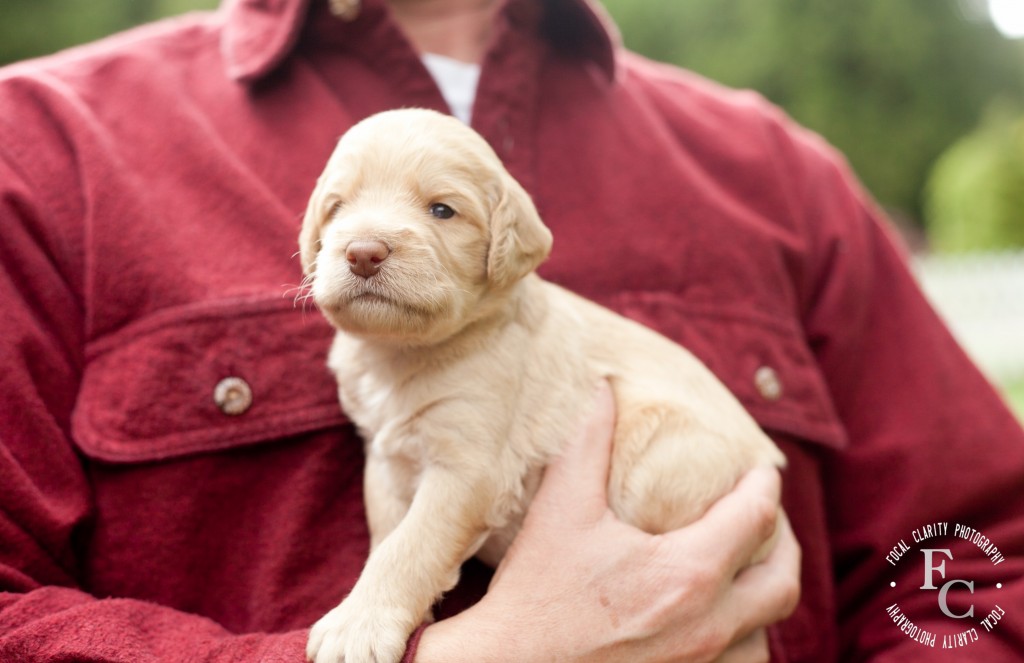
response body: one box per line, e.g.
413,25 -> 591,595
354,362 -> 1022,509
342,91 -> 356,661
925,101 -> 1024,251
601,0 -> 1024,225
0,0 -> 217,66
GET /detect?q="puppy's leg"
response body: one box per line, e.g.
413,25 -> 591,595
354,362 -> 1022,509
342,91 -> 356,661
609,403 -> 772,531
363,454 -> 413,553
307,467 -> 494,663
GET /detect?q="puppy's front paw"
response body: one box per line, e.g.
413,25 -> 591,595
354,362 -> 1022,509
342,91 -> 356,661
306,599 -> 416,663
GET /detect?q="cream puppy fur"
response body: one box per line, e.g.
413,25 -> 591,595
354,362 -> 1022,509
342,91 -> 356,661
300,108 -> 785,663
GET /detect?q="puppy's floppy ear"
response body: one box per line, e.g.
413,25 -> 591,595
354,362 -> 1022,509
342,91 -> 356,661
298,174 -> 331,276
487,174 -> 553,289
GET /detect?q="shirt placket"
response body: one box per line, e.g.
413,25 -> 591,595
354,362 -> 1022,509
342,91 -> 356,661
471,0 -> 544,199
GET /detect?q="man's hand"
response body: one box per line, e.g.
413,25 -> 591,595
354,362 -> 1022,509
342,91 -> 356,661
417,381 -> 800,662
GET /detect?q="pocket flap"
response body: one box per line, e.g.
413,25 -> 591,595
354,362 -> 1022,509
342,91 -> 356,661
72,296 -> 347,463
603,292 -> 847,449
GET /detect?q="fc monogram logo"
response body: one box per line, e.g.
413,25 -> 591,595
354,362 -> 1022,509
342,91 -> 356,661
920,548 -> 974,619
882,523 -> 1008,650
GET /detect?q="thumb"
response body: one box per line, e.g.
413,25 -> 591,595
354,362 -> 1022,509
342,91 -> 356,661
530,379 -> 617,522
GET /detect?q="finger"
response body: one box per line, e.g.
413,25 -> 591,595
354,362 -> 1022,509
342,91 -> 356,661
530,379 -> 617,517
729,512 -> 801,634
712,628 -> 769,663
664,466 -> 782,573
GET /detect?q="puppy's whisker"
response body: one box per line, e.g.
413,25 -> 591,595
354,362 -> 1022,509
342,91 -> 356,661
283,283 -> 308,302
285,272 -> 321,315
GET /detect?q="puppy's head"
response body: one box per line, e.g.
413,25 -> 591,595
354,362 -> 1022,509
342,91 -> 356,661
299,109 -> 552,345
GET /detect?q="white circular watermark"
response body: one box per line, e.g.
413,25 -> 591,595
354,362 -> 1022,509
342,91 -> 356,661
883,522 -> 1008,650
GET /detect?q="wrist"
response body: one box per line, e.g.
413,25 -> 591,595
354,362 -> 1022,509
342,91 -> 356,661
413,597 -> 523,663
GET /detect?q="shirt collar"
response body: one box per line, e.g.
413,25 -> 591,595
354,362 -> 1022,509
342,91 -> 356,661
220,0 -> 620,84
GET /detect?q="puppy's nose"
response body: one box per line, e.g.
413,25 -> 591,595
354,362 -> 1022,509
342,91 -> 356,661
346,240 -> 390,278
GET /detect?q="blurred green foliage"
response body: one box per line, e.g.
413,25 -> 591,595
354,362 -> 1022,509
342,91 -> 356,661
926,103 -> 1024,251
601,0 -> 1024,228
1006,378 -> 1024,419
2,0 -> 1024,246
0,0 -> 217,66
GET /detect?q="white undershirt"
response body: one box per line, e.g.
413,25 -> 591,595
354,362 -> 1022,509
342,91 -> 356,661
421,53 -> 481,125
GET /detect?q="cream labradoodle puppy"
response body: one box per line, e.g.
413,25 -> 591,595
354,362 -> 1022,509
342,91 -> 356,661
299,109 -> 785,663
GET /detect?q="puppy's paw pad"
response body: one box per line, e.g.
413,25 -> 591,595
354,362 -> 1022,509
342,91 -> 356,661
306,603 -> 413,663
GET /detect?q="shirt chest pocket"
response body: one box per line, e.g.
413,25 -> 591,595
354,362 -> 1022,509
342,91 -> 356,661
72,296 -> 348,463
601,291 -> 847,451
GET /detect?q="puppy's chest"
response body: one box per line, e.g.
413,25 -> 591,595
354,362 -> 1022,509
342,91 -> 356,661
337,369 -> 409,449
330,349 -> 441,458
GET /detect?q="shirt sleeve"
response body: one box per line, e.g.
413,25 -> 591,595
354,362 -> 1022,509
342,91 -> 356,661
0,140 -> 315,663
784,121 -> 1024,660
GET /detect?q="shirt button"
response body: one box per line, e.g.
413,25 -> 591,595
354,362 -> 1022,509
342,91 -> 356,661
214,377 -> 253,416
328,0 -> 360,20
754,366 -> 783,401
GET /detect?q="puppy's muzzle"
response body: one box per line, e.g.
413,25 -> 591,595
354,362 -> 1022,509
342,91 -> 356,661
347,240 -> 390,278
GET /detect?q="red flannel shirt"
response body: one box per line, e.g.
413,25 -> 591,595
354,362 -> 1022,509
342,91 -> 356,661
1,0 -> 1022,660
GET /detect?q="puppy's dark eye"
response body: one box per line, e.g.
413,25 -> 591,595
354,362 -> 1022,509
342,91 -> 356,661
429,203 -> 456,220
